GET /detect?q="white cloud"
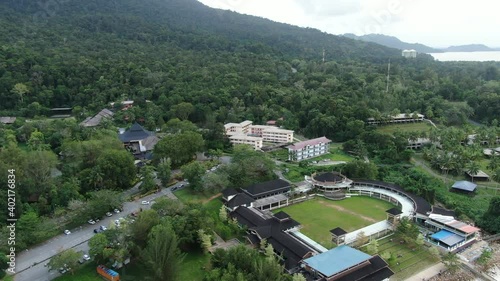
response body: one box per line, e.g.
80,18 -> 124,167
197,0 -> 500,47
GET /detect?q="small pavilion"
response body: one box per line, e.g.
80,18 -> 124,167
330,227 -> 347,245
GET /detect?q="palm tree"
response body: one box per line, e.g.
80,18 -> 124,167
466,161 -> 481,182
487,156 -> 500,171
442,252 -> 460,274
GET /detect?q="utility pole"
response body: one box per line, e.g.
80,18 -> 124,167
322,48 -> 325,63
386,59 -> 391,93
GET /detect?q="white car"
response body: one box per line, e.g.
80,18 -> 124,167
83,254 -> 90,261
114,209 -> 121,214
141,201 -> 150,205
88,219 -> 96,225
105,212 -> 113,217
64,230 -> 71,235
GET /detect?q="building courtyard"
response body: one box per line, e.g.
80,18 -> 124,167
273,196 -> 396,248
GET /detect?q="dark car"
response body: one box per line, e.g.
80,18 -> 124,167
93,229 -> 102,234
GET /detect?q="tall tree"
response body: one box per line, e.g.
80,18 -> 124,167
89,233 -> 109,263
140,166 -> 157,193
0,252 -> 9,279
466,161 -> 481,182
11,83 -> 29,104
442,252 -> 460,274
202,172 -> 230,195
141,223 -> 185,281
47,249 -> 82,275
27,130 -> 49,151
95,149 -> 136,190
181,161 -> 206,191
170,102 -> 194,120
154,131 -> 205,167
130,210 -> 160,248
157,158 -> 172,187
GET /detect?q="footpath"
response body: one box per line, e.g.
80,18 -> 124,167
404,263 -> 446,281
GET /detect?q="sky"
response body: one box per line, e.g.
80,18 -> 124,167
197,0 -> 500,48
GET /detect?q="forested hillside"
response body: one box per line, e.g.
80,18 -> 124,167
1,0 -> 499,140
343,33 -> 442,53
0,1 -> 500,278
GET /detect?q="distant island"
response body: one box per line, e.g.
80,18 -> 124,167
343,33 -> 500,53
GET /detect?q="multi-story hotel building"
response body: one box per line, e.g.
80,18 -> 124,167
224,121 -> 294,149
287,137 -> 331,161
224,120 -> 253,136
366,113 -> 424,125
228,134 -> 263,150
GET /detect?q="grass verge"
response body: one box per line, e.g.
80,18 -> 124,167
375,122 -> 432,135
178,250 -> 211,281
372,236 -> 440,281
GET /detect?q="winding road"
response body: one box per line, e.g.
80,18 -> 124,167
13,182 -> 185,281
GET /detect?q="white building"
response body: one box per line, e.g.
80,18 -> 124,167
224,121 -> 294,149
224,120 -> 253,136
402,49 -> 417,58
229,134 -> 263,150
367,113 -> 424,125
287,137 -> 331,161
262,127 -> 294,143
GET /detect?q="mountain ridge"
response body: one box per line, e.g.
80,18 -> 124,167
343,33 -> 500,53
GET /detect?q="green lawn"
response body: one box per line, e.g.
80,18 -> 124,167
268,148 -> 289,162
376,122 -> 433,135
371,236 -> 440,281
273,196 -> 396,248
174,188 -> 220,204
309,147 -> 355,162
178,250 -> 211,281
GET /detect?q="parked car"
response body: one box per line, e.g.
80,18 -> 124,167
105,212 -> 113,217
83,254 -> 90,261
114,208 -> 121,214
100,225 -> 107,231
64,230 -> 71,235
141,201 -> 150,205
93,229 -> 102,234
171,186 -> 178,191
88,219 -> 96,225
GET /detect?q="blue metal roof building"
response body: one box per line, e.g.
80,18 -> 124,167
451,181 -> 477,192
430,229 -> 464,248
303,245 -> 371,277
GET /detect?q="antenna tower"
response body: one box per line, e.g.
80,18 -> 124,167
386,59 -> 391,93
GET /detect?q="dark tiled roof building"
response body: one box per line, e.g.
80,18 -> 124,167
242,179 -> 291,199
226,193 -> 255,210
230,206 -> 314,272
118,122 -> 159,158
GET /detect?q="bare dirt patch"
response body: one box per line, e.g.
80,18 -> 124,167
317,199 -> 377,223
202,193 -> 222,204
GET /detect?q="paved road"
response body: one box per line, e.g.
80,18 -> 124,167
13,182 -> 184,281
405,262 -> 446,281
